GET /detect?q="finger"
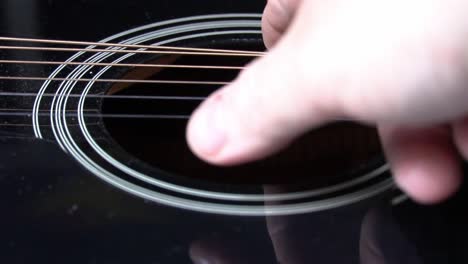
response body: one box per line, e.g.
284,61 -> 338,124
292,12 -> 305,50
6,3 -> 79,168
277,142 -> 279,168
188,0 -> 468,166
186,53 -> 339,165
186,15 -> 341,165
262,0 -> 302,48
379,125 -> 462,204
453,116 -> 468,160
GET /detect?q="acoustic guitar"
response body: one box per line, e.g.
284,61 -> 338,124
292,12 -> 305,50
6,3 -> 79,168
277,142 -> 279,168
1,1 -> 467,263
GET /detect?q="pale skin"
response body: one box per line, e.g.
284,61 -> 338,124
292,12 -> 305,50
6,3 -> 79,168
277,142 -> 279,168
186,0 -> 468,204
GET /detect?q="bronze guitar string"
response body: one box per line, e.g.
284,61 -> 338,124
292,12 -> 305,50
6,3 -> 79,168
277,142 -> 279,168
0,36 -> 257,121
0,36 -> 266,55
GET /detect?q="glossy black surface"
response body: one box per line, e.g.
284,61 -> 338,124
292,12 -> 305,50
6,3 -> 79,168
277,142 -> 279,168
1,1 -> 468,263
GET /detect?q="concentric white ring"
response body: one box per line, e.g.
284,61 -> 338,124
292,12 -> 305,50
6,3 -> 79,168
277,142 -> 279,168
32,13 -> 395,215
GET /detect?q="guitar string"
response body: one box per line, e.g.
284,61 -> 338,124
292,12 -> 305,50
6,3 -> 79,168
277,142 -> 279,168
0,37 -> 257,122
0,92 -> 203,121
0,89 -> 206,120
0,59 -> 245,70
0,53 -> 230,120
0,75 -> 216,120
0,92 -> 205,101
0,123 -> 97,127
0,76 -> 222,120
1,108 -> 100,112
0,45 -> 260,57
0,76 -> 229,86
0,112 -> 190,119
0,37 -> 258,99
0,36 -> 266,55
0,111 -> 352,123
0,123 -> 54,127
0,43 -> 252,84
0,92 -> 205,114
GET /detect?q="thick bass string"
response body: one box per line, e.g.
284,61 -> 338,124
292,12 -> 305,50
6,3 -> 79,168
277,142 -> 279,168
0,36 -> 265,55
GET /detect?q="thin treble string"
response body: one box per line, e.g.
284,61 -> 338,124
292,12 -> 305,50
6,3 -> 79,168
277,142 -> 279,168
0,123 -> 99,127
0,112 -> 190,119
0,92 -> 205,101
0,76 -> 229,86
1,123 -> 48,127
0,108 -> 99,112
0,111 -> 354,122
0,91 -> 205,121
0,92 -> 205,115
0,36 -> 266,55
0,59 -> 245,70
0,120 -> 101,127
0,45 -> 260,57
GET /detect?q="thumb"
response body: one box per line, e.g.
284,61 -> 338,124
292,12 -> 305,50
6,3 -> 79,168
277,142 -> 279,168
186,27 -> 341,166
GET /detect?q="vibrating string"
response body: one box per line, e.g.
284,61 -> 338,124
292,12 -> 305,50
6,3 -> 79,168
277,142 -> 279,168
0,36 -> 264,57
0,36 -> 261,122
0,76 -> 229,86
0,92 -> 205,101
0,91 -> 202,120
0,60 -> 245,70
0,36 -> 266,55
0,112 -> 190,119
0,88 -> 207,121
0,113 -> 190,128
0,36 -> 261,85
0,45 -> 261,57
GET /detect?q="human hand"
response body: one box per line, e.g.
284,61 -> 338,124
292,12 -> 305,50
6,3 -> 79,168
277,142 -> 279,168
186,0 -> 468,203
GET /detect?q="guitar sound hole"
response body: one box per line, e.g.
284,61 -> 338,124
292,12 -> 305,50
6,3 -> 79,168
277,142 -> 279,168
102,40 -> 384,187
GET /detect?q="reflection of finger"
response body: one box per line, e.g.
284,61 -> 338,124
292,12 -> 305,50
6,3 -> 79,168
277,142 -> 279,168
189,237 -> 264,264
379,125 -> 462,204
360,207 -> 386,264
189,239 -> 227,264
264,185 -> 313,264
453,116 -> 468,160
262,0 -> 303,48
360,206 -> 422,264
189,238 -> 237,264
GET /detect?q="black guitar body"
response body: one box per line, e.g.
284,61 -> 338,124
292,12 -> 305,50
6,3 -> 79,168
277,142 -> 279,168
1,1 -> 468,263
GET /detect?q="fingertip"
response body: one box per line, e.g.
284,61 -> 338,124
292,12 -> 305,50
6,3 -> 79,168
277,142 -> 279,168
394,155 -> 462,204
186,90 -> 228,164
380,126 -> 462,204
188,11 -> 335,167
186,59 -> 309,166
186,84 -> 276,167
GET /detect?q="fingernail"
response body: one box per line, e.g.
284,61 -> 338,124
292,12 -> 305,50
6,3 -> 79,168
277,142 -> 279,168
188,96 -> 226,157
